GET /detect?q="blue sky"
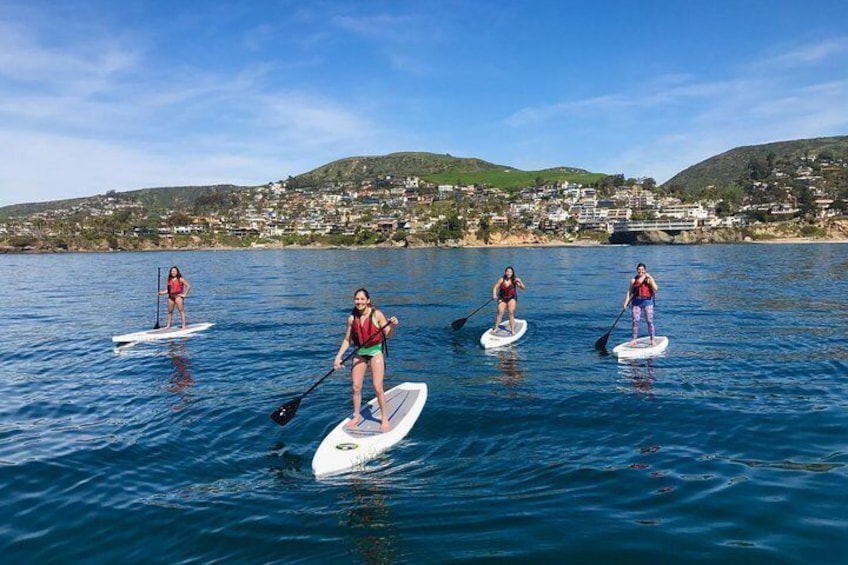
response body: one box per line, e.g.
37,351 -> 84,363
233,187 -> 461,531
1,0 -> 847,206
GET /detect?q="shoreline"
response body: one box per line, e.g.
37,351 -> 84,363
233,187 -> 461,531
3,235 -> 848,254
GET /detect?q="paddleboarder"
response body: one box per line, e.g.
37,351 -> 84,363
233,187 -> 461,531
159,266 -> 191,329
492,266 -> 525,335
334,288 -> 399,433
624,262 -> 658,345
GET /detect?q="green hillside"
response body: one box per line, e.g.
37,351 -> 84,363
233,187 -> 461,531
1,152 -> 602,216
292,152 -> 600,190
663,136 -> 848,195
0,184 -> 249,218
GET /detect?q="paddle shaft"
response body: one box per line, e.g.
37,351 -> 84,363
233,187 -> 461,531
275,319 -> 394,419
452,297 -> 495,330
595,305 -> 628,350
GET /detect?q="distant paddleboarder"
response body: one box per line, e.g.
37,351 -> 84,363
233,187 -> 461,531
334,288 -> 399,433
492,266 -> 525,335
624,263 -> 658,345
159,266 -> 191,329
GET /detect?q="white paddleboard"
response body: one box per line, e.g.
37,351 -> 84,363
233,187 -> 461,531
612,336 -> 669,359
312,382 -> 427,478
111,322 -> 214,344
480,319 -> 527,349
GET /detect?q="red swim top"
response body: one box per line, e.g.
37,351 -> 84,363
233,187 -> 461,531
499,280 -> 517,301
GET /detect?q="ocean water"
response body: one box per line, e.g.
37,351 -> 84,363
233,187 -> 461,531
2,244 -> 847,563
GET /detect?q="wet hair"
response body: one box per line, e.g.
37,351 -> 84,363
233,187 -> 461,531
503,266 -> 516,281
350,287 -> 375,315
636,263 -> 646,270
168,266 -> 182,279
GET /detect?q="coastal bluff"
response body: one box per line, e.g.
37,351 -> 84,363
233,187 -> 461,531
2,218 -> 847,253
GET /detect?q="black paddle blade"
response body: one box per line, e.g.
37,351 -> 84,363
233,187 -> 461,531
594,333 -> 611,351
451,317 -> 467,331
270,398 -> 301,426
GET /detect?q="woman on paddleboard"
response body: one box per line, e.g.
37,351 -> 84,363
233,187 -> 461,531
624,262 -> 658,345
492,266 -> 525,335
334,288 -> 399,433
159,266 -> 191,329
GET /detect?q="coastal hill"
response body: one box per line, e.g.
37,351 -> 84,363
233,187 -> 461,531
0,184 -> 245,218
663,135 -> 848,195
0,152 -> 600,217
292,152 -> 601,192
3,137 -> 847,215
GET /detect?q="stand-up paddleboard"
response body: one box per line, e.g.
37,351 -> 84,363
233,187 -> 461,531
111,322 -> 214,344
312,382 -> 427,478
480,319 -> 527,349
612,336 -> 669,359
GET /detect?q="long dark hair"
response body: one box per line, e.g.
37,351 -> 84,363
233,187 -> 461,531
350,287 -> 376,316
167,266 -> 182,280
503,266 -> 516,282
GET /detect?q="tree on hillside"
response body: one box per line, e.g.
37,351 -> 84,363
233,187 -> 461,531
766,151 -> 776,171
796,184 -> 818,218
476,216 -> 491,243
747,158 -> 770,181
708,184 -> 744,217
168,211 -> 194,226
595,175 -> 624,195
429,212 -> 466,242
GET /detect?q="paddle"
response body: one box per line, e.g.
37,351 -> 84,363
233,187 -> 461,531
270,322 -> 391,426
594,304 -> 628,351
154,267 -> 162,329
451,297 -> 495,330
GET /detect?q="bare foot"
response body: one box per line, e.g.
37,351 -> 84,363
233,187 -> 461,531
381,419 -> 390,432
628,340 -> 637,346
650,339 -> 655,346
345,415 -> 361,428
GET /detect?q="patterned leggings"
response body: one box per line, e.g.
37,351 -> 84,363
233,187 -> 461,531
631,304 -> 655,340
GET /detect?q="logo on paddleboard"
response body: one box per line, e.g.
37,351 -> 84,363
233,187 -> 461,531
335,443 -> 359,451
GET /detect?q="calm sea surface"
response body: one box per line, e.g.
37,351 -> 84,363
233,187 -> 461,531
2,244 -> 847,563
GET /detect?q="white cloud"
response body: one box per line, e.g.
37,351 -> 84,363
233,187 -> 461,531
758,37 -> 848,68
500,37 -> 848,183
0,8 -> 391,205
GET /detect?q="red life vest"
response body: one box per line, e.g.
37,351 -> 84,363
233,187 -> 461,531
631,278 -> 654,299
499,280 -> 517,301
167,277 -> 184,295
351,311 -> 385,347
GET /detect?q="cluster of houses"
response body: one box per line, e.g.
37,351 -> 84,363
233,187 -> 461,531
2,155 -> 845,243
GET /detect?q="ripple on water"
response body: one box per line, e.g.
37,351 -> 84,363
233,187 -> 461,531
2,247 -> 848,562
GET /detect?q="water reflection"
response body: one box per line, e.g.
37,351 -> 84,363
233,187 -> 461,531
339,479 -> 398,565
266,442 -> 308,482
166,340 -> 194,411
495,348 -> 524,388
619,357 -> 655,397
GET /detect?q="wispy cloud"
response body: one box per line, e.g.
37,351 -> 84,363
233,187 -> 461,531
501,37 -> 848,182
758,37 -> 848,68
0,6 -> 390,204
331,13 -> 417,38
